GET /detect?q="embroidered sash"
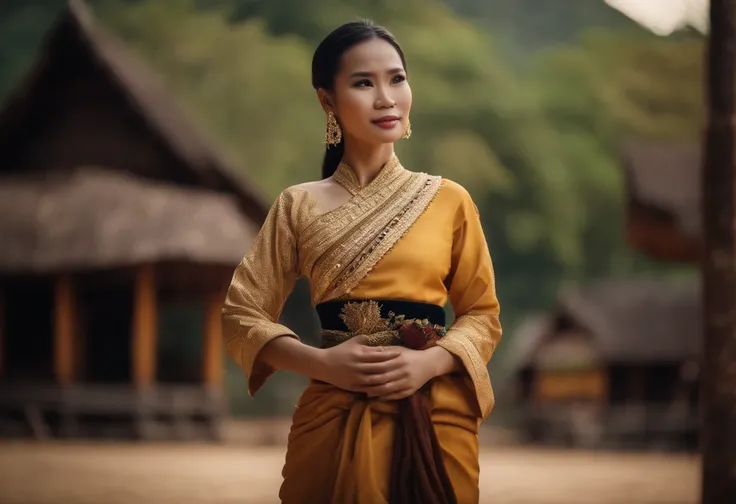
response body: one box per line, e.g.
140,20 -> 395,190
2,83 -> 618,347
300,155 -> 443,304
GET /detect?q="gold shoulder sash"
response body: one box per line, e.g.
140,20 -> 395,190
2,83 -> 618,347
300,161 -> 442,304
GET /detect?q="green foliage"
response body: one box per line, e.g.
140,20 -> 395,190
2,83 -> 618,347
526,29 -> 703,279
95,0 -> 323,195
444,0 -> 636,57
0,0 -> 66,102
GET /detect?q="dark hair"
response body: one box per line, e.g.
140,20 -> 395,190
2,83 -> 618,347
312,19 -> 407,179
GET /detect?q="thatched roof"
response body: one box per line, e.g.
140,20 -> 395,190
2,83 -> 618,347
621,140 -> 700,261
0,0 -> 268,222
510,279 -> 700,370
0,0 -> 273,273
0,169 -> 259,272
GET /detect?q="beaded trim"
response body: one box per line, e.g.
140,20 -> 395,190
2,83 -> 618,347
324,175 -> 442,301
300,157 -> 442,304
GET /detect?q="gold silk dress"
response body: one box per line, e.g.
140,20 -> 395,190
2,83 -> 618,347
222,155 -> 502,503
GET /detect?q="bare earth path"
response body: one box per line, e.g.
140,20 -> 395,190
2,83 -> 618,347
0,442 -> 699,504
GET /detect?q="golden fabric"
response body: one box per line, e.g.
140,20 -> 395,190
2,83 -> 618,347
223,156 -> 502,502
280,376 -> 481,504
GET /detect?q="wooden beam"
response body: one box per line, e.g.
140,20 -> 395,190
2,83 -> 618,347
54,274 -> 77,386
701,0 -> 736,501
202,289 -> 225,388
131,264 -> 157,388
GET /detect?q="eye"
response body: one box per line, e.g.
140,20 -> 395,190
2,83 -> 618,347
353,79 -> 372,88
392,74 -> 406,84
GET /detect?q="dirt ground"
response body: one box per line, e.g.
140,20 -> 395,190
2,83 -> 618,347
0,441 -> 699,504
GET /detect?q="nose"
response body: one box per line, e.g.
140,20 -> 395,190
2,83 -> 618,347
374,85 -> 395,109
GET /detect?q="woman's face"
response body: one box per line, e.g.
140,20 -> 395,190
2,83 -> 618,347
324,38 -> 411,146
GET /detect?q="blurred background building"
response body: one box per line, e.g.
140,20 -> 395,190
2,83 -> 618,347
0,0 -> 272,440
509,280 -> 699,450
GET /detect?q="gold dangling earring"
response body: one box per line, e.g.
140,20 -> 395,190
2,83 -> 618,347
325,111 -> 342,146
402,120 -> 412,139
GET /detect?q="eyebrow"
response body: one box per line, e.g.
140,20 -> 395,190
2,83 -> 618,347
349,67 -> 405,78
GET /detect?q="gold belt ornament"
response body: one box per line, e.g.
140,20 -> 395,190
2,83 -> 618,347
319,300 -> 447,350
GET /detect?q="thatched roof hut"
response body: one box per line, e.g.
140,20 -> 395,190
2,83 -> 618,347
621,140 -> 700,262
0,0 -> 273,440
509,279 -> 701,371
508,279 -> 701,450
0,0 -> 268,274
0,168 -> 258,272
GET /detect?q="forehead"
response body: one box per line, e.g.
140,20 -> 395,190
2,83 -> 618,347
338,38 -> 404,74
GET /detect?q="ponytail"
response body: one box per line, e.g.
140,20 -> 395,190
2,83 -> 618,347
321,138 -> 344,179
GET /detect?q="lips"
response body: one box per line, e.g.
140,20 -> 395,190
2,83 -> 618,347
372,115 -> 401,129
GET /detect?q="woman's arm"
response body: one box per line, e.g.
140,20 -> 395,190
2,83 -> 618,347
435,184 -> 502,418
258,335 -> 327,381
425,345 -> 463,376
222,189 -> 305,396
223,189 -> 400,394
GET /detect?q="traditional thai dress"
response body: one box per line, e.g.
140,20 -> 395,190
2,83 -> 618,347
222,154 -> 502,504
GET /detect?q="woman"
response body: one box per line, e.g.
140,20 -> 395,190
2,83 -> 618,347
222,19 -> 502,504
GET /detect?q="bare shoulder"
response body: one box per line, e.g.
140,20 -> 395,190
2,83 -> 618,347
290,177 -> 347,204
292,179 -> 330,191
290,177 -> 341,196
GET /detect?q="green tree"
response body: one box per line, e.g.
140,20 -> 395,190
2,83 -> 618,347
0,1 -> 66,103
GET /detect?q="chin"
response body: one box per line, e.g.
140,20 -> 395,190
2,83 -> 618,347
374,133 -> 403,145
355,130 -> 402,146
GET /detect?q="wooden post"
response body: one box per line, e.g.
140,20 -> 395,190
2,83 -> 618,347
701,1 -> 736,501
202,289 -> 224,389
0,289 -> 4,378
54,275 -> 77,386
131,264 -> 157,388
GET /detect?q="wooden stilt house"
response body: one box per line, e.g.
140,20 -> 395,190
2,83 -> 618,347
0,0 -> 268,440
509,280 -> 700,450
508,139 -> 705,450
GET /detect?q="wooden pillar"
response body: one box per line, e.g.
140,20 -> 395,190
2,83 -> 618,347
202,288 -> 224,388
131,264 -> 157,388
54,274 -> 77,386
701,1 -> 736,501
0,289 -> 4,378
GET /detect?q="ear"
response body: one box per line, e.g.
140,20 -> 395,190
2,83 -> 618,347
317,88 -> 335,115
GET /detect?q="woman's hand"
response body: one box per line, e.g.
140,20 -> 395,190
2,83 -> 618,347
316,335 -> 402,393
361,346 -> 448,401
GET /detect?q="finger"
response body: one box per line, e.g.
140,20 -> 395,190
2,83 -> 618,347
358,358 -> 405,375
359,368 -> 406,388
363,379 -> 407,397
356,346 -> 400,363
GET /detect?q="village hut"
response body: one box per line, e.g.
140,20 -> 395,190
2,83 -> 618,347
509,279 -> 700,450
621,139 -> 701,262
0,0 -> 270,440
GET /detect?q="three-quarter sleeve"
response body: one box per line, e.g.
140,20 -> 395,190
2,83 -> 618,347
437,188 -> 502,419
222,189 -> 301,396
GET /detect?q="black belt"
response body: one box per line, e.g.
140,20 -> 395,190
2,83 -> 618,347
316,298 -> 446,332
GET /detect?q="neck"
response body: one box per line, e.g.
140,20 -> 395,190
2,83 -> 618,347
340,139 -> 396,188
